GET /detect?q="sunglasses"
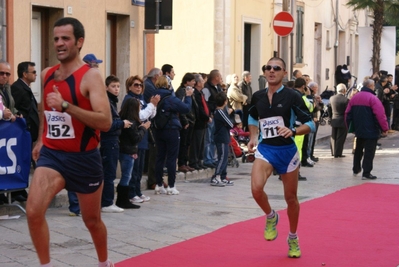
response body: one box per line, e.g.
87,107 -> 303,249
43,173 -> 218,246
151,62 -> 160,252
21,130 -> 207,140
26,71 -> 37,74
0,71 -> 11,77
133,83 -> 143,87
265,65 -> 284,71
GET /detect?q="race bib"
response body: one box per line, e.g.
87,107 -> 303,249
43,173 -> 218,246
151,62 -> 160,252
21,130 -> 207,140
259,116 -> 284,139
44,110 -> 75,139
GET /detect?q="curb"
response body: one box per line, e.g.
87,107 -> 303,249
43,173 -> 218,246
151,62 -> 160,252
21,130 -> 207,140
1,134 -> 331,214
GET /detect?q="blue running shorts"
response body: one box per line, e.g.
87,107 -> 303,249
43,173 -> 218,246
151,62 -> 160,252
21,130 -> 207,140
255,143 -> 300,174
37,146 -> 104,193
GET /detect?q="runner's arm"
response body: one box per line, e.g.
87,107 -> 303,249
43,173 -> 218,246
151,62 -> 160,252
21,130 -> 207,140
48,68 -> 112,132
248,115 -> 259,152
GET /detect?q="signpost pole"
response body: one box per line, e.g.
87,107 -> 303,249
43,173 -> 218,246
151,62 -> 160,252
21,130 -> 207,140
273,5 -> 294,79
282,0 -> 289,78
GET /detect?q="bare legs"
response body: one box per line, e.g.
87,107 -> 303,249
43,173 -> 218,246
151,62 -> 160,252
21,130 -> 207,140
26,167 -> 65,264
251,159 -> 300,233
26,167 -> 108,264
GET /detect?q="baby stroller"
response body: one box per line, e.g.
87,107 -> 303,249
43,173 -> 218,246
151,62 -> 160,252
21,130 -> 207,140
229,129 -> 254,163
319,104 -> 330,126
236,134 -> 250,147
228,135 -> 241,168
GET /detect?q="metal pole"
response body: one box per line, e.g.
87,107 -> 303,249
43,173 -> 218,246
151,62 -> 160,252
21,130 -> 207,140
334,0 -> 339,71
290,0 -> 295,79
281,0 -> 289,61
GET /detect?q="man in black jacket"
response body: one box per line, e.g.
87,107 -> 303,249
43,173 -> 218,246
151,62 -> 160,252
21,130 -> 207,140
10,61 -> 39,201
11,61 -> 39,143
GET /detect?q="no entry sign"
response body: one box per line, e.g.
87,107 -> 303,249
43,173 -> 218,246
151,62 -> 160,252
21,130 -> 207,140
273,12 -> 295,37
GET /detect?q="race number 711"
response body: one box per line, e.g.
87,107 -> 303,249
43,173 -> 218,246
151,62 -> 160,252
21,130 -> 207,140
259,116 -> 284,139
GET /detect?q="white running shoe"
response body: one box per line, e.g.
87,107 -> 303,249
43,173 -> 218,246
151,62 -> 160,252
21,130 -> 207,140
155,185 -> 167,195
167,186 -> 180,195
307,158 -> 315,165
101,204 -> 124,213
140,194 -> 151,202
221,179 -> 234,186
130,196 -> 144,203
210,176 -> 226,187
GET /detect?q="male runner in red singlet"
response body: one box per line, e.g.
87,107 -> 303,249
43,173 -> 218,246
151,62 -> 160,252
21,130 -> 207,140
26,17 -> 113,267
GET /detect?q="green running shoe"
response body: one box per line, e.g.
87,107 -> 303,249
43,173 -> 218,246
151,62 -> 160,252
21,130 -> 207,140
287,237 -> 301,258
264,212 -> 279,241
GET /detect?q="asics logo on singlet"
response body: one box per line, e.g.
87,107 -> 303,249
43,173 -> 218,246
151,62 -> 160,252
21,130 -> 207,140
47,114 -> 66,122
277,104 -> 283,107
262,119 -> 280,127
0,138 -> 18,175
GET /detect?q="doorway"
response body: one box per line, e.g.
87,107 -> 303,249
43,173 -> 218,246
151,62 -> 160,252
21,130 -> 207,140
31,6 -> 63,103
243,21 -> 261,92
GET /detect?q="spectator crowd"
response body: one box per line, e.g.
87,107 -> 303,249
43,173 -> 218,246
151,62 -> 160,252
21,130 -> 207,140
1,57 -> 398,210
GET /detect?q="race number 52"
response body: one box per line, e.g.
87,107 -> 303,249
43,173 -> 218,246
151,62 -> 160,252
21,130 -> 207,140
44,110 -> 75,139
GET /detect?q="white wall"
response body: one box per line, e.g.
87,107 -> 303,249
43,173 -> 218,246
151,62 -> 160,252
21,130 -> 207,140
357,26 -> 396,81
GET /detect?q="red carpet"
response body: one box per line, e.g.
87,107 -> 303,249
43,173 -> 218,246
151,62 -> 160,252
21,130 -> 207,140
116,183 -> 399,267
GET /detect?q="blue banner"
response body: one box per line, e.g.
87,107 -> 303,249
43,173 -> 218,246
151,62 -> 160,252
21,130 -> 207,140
0,118 -> 31,190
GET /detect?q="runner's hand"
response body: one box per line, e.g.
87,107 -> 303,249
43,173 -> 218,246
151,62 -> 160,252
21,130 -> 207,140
32,141 -> 43,161
277,126 -> 294,138
248,139 -> 257,153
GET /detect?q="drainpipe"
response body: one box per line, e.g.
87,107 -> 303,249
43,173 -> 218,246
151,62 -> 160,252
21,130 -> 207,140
334,0 -> 339,69
290,0 -> 294,79
281,0 -> 289,81
143,0 -> 160,76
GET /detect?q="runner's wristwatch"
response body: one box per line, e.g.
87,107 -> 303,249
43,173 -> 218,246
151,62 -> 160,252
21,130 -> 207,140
291,128 -> 296,137
61,101 -> 69,112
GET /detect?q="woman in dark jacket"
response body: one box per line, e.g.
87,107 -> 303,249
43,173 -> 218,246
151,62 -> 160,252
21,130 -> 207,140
122,75 -> 159,203
175,72 -> 196,173
153,75 -> 193,195
117,97 -> 150,209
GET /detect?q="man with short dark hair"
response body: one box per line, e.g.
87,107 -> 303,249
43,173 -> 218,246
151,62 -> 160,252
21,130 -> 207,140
248,57 -> 314,258
11,61 -> 39,201
161,64 -> 175,90
11,61 -> 39,142
26,17 -> 114,267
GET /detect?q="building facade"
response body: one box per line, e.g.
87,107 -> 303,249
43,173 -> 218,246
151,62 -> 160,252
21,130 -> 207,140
2,0 -> 149,104
154,0 -> 374,94
153,0 -> 275,92
1,0 -> 391,100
